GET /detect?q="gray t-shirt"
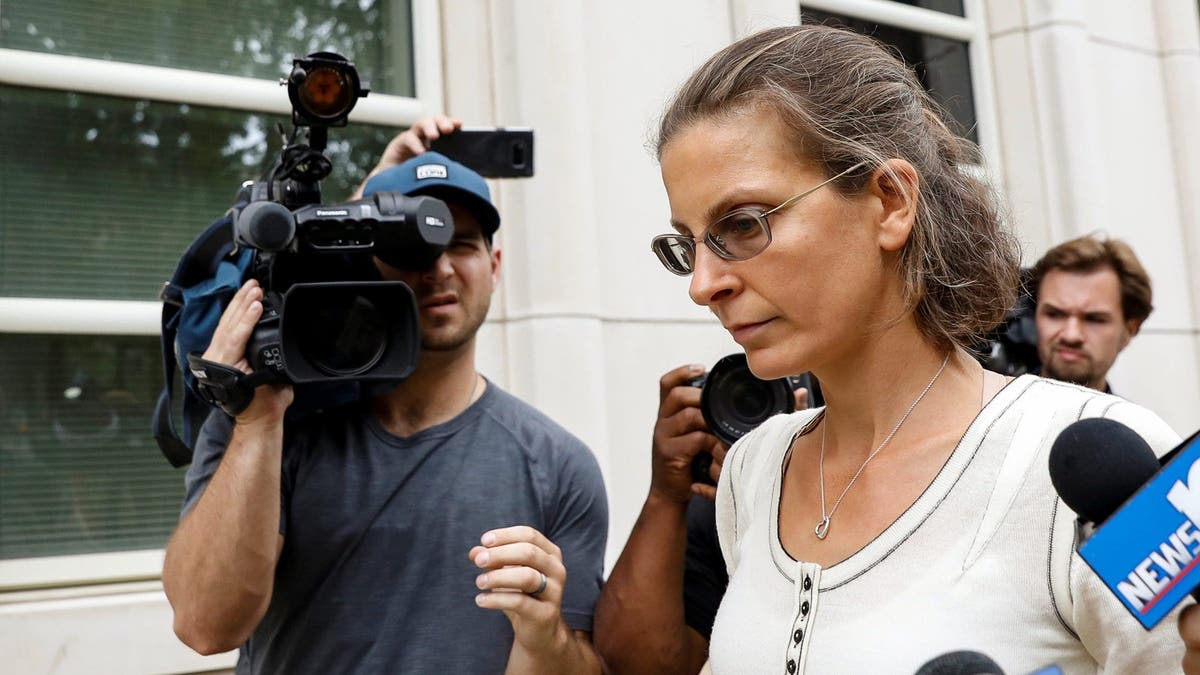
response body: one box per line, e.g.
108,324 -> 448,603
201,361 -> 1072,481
183,381 -> 608,674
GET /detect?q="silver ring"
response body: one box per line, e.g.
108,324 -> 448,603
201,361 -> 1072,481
529,572 -> 548,597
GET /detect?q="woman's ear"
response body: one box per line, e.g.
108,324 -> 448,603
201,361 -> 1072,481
867,159 -> 920,252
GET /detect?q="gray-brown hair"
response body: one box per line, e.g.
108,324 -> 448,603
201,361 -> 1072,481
656,24 -> 1021,352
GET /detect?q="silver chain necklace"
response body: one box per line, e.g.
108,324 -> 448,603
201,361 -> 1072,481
814,353 -> 950,540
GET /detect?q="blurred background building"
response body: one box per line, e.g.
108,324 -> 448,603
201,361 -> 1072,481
1,1 -> 1197,671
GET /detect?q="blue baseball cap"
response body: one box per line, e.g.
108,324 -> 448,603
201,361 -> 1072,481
362,151 -> 501,237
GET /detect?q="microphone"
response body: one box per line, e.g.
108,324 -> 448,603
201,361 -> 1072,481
913,651 -> 1063,675
1049,417 -> 1200,628
1048,418 -> 1161,524
235,201 -> 296,252
915,650 -> 1004,674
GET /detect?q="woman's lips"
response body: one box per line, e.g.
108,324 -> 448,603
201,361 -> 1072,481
727,319 -> 773,344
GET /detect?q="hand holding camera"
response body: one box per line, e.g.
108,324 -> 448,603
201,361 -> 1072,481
652,355 -> 818,501
650,364 -> 726,504
198,279 -> 294,427
352,115 -> 535,200
352,115 -> 463,199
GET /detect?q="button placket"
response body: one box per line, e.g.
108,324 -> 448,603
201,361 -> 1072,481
784,563 -> 819,674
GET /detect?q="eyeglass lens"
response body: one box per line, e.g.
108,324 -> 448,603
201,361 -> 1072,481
653,236 -> 695,275
652,210 -> 770,275
708,210 -> 769,261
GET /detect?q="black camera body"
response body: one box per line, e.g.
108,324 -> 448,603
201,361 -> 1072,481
973,268 -> 1041,377
232,52 -> 453,386
688,353 -> 822,485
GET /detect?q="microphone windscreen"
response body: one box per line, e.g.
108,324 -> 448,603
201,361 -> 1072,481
1048,417 -> 1160,524
237,201 -> 295,252
915,650 -> 1005,675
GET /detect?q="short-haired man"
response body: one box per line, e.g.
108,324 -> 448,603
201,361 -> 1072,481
162,117 -> 607,673
1031,234 -> 1153,393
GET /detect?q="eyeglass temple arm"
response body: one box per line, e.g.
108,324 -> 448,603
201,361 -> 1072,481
763,161 -> 871,217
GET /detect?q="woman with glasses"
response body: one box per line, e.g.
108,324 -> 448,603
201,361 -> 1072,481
596,24 -> 1184,675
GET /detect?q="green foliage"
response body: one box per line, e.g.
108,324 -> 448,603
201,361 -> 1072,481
0,0 -> 412,300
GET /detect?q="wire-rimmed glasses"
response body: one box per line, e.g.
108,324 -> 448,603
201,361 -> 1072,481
651,162 -> 868,276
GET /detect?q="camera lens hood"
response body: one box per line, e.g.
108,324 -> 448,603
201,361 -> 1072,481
699,353 -> 796,446
277,281 -> 420,384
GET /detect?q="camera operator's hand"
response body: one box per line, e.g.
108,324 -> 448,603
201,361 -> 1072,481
471,526 -> 597,671
202,279 -> 293,426
351,114 -> 463,199
650,365 -> 725,504
662,372 -> 811,499
689,386 -> 810,498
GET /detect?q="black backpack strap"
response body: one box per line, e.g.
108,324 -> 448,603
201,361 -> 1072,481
154,389 -> 193,467
152,212 -> 243,467
153,288 -> 191,466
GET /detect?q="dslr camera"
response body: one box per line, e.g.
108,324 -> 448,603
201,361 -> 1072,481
189,53 -> 452,413
688,353 -> 822,485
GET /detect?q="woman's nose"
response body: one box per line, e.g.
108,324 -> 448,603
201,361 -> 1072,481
688,246 -> 737,307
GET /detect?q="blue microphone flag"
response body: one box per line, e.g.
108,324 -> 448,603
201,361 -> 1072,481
1078,428 -> 1200,628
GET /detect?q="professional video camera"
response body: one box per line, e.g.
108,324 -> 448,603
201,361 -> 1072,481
188,52 -> 453,414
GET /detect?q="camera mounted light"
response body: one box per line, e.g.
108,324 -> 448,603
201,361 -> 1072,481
286,52 -> 369,128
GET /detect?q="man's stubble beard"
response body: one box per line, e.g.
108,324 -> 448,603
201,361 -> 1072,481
1042,356 -> 1097,388
418,299 -> 490,353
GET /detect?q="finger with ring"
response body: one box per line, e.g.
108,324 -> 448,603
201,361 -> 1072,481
528,571 -> 548,597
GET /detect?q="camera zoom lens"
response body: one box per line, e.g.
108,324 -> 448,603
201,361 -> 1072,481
699,353 -> 796,446
729,380 -> 773,421
295,292 -> 387,376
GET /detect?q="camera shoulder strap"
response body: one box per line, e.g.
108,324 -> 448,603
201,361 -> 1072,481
152,207 -> 250,467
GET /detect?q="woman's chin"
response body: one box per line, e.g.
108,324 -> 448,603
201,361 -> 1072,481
744,351 -> 798,381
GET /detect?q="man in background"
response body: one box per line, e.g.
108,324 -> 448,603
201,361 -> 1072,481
1032,234 -> 1153,393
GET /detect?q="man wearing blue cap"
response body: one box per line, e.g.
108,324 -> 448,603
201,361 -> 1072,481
163,116 -> 606,674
